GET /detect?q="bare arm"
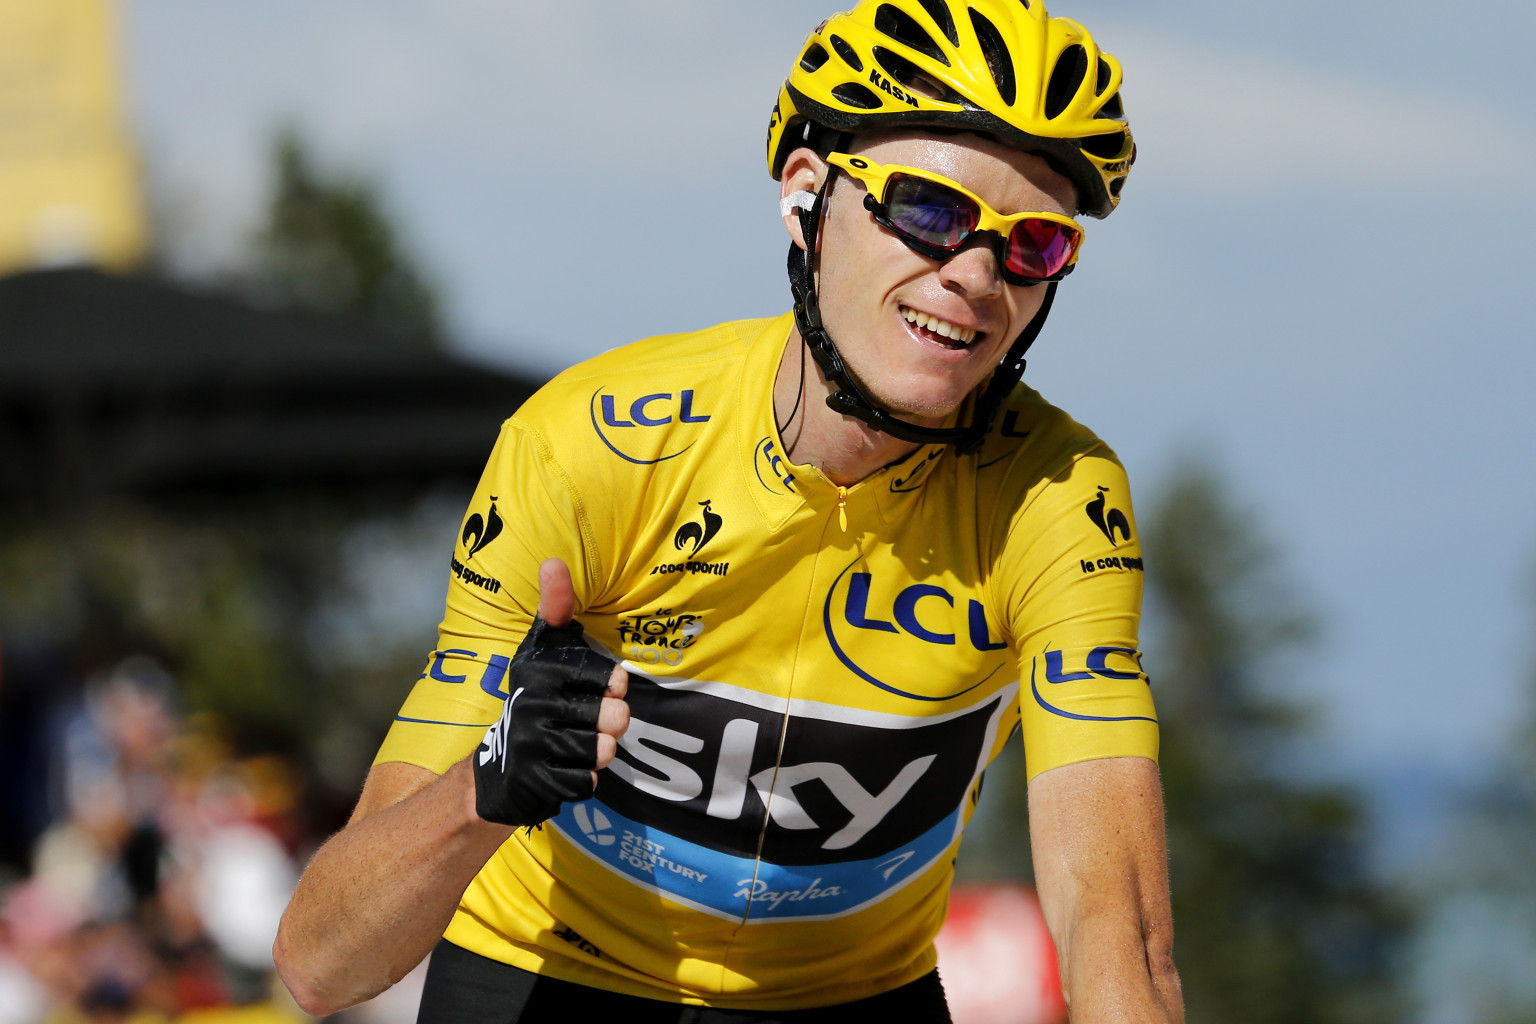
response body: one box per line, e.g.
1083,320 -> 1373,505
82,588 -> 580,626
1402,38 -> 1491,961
273,760 -> 509,1014
1028,756 -> 1183,1023
273,559 -> 629,1016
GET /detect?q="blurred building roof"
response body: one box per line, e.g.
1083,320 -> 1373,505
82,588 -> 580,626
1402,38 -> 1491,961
0,268 -> 539,512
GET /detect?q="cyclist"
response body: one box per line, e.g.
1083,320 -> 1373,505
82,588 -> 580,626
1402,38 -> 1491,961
276,2 -> 1181,1021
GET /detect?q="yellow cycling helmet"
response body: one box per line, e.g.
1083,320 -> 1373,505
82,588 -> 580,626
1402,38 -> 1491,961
767,0 -> 1134,218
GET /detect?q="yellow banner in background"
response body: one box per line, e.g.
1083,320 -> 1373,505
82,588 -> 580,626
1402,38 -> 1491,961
0,0 -> 146,274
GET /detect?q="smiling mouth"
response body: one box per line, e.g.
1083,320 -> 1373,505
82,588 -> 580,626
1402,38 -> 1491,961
900,305 -> 982,349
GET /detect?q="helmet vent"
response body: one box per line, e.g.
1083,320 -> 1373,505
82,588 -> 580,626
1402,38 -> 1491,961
800,43 -> 830,73
1044,44 -> 1088,120
1109,175 -> 1125,199
1096,57 -> 1112,94
1017,0 -> 1031,9
874,4 -> 951,66
1098,91 -> 1125,122
967,8 -> 1016,106
1080,130 -> 1129,159
831,82 -> 884,110
873,46 -> 960,102
829,34 -> 864,72
915,0 -> 960,47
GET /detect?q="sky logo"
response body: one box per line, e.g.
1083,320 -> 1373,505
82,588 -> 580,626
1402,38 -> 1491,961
550,672 -> 1015,922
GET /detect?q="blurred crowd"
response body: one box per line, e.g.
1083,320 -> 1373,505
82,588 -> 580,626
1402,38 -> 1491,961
0,648 -> 423,1024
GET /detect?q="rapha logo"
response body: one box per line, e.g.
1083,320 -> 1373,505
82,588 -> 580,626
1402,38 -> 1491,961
674,499 -> 722,557
1086,487 -> 1132,547
462,496 -> 504,559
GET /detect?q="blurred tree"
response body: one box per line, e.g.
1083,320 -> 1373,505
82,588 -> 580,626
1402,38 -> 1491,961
246,131 -> 442,348
1406,571 -> 1536,1024
1146,460 -> 1407,1024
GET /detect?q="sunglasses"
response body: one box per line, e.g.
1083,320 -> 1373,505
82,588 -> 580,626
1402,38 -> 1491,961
824,152 -> 1084,284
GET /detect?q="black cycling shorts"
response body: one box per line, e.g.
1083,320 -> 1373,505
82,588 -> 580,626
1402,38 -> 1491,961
416,939 -> 952,1024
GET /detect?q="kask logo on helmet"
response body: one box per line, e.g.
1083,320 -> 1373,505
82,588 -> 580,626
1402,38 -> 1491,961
868,67 -> 920,108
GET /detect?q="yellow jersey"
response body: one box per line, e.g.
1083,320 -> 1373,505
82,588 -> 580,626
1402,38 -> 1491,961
374,313 -> 1158,1009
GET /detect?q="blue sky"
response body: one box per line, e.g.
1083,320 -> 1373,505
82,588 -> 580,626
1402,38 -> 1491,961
121,0 -> 1536,792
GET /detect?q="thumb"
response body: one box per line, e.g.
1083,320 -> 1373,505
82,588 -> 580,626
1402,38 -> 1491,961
536,557 -> 576,626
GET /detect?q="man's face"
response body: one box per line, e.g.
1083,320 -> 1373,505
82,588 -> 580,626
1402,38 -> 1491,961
811,132 -> 1077,427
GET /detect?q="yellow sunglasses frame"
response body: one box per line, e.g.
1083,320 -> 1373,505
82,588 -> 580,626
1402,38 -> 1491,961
824,152 -> 1085,281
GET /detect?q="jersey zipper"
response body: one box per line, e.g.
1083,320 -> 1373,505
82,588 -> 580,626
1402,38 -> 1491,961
836,486 -> 848,532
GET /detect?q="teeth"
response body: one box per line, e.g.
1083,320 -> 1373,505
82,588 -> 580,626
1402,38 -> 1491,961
902,307 -> 976,345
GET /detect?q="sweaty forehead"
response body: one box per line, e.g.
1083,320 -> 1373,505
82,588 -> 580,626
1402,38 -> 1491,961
851,130 -> 1077,216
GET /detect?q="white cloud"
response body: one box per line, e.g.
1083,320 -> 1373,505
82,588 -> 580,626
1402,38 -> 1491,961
1111,27 -> 1536,199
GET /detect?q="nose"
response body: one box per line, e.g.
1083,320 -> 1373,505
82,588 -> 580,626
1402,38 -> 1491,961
937,236 -> 1005,300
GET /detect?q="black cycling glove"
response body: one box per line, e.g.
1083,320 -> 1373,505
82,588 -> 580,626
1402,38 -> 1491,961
472,617 -> 614,828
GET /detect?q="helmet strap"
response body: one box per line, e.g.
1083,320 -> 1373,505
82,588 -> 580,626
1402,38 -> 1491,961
786,168 -> 1058,454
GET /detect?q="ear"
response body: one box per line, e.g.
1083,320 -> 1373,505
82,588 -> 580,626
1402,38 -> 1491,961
780,148 -> 828,252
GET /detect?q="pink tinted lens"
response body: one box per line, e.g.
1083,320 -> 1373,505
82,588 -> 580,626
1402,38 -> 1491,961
1005,219 -> 1080,279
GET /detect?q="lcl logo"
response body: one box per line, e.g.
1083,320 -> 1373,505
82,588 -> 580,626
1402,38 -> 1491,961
590,388 -> 712,466
822,561 -> 1010,702
599,390 -> 710,428
753,437 -> 796,494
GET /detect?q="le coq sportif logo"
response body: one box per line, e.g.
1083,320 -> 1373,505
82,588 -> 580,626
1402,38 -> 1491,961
673,499 -> 722,558
1086,487 -> 1131,547
462,496 -> 504,560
